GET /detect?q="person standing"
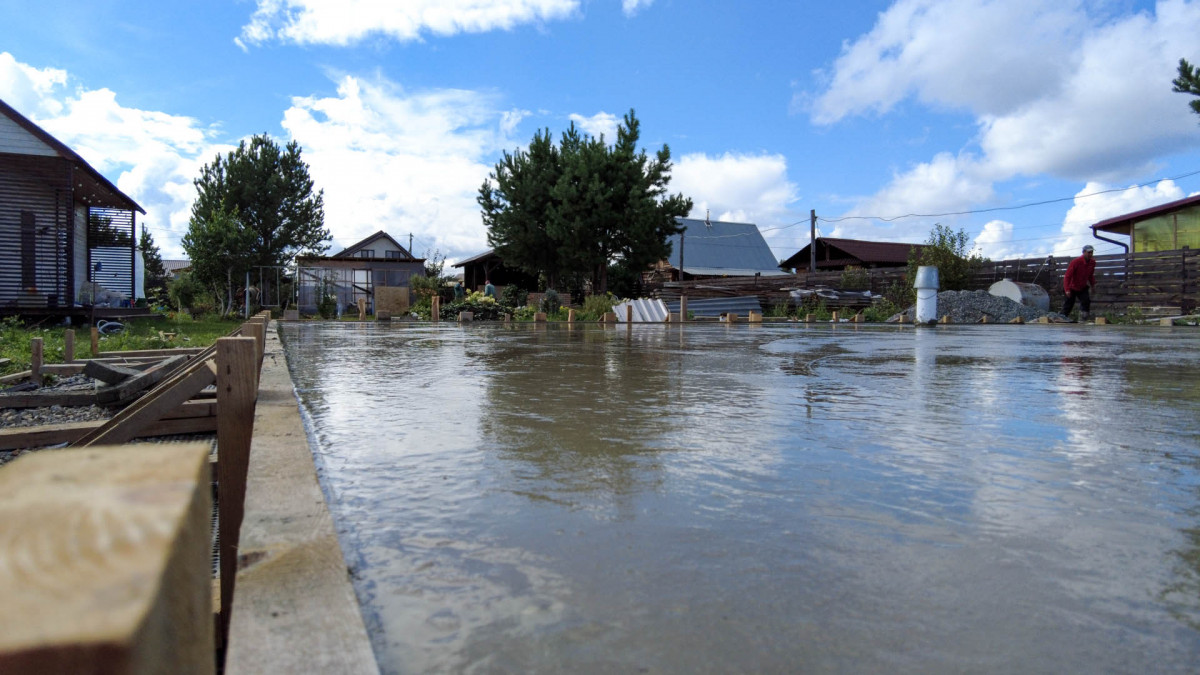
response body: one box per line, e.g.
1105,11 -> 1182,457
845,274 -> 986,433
484,279 -> 496,298
1062,244 -> 1097,321
453,280 -> 465,301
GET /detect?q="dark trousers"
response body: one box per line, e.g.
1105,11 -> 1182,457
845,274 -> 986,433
1062,287 -> 1091,316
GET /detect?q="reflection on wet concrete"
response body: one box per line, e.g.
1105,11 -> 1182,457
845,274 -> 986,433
281,322 -> 1200,673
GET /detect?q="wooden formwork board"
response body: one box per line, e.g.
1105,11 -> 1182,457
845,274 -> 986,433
0,442 -> 214,674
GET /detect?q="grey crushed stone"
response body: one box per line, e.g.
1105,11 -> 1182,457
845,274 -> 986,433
892,289 -> 1069,324
0,374 -> 115,466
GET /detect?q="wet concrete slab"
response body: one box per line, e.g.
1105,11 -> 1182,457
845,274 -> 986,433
281,322 -> 1200,673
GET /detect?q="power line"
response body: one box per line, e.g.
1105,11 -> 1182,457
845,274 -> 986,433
815,168 -> 1200,224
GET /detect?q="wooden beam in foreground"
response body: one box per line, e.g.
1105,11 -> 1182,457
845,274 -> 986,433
0,411 -> 218,451
0,442 -> 214,675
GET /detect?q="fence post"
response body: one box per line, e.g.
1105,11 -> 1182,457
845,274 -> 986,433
216,336 -> 259,645
1183,246 -> 1193,314
91,326 -> 99,357
64,329 -> 75,362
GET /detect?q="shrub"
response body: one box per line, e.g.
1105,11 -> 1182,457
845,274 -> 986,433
839,265 -> 870,291
540,289 -> 561,315
167,272 -> 203,313
905,223 -> 986,292
765,298 -> 791,318
578,293 -> 616,321
501,285 -> 529,309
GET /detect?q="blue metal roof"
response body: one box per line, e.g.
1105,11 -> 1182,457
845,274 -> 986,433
666,218 -> 785,277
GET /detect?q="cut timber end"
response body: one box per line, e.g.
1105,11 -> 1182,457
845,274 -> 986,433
940,315 -> 951,324
805,313 -> 815,323
725,313 -> 739,324
1036,316 -> 1051,324
534,312 -> 547,322
748,311 -> 762,323
0,443 -> 214,675
1009,316 -> 1024,324
1094,316 -> 1107,325
899,314 -> 909,324
851,313 -> 862,324
1160,317 -> 1174,326
458,311 -> 474,322
568,309 -> 576,323
603,312 -> 617,323
831,311 -> 840,322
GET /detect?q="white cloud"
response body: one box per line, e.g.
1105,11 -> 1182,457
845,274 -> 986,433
0,52 -> 222,259
568,111 -> 619,141
281,74 -> 525,259
239,0 -> 579,47
971,219 -> 1023,260
671,152 -> 800,254
622,0 -> 653,17
811,0 -> 1200,250
1056,179 -> 1187,256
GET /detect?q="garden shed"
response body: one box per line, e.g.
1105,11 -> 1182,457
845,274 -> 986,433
295,230 -> 425,314
0,98 -> 144,315
451,249 -> 538,293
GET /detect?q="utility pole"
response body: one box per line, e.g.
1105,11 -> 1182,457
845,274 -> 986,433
409,233 -> 413,256
678,230 -> 685,283
809,209 -> 817,274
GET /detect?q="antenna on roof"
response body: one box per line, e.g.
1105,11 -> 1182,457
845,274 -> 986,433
705,209 -> 711,229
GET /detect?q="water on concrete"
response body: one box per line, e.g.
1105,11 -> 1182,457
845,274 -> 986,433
280,322 -> 1200,673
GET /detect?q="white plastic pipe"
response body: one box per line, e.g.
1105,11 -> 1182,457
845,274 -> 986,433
914,266 -> 939,323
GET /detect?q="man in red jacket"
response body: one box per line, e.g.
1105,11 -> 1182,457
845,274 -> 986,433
1062,244 -> 1097,321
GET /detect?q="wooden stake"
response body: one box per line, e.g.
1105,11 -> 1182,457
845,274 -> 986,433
1094,316 -> 1107,325
805,313 -> 815,323
899,314 -> 909,324
626,304 -> 633,323
1009,316 -> 1024,324
831,311 -> 840,322
0,443 -> 214,675
356,297 -> 366,320
726,313 -> 738,323
90,326 -> 99,357
568,308 -> 576,323
679,295 -> 688,322
1036,316 -> 1050,324
217,337 -> 259,644
64,329 -> 75,362
1160,317 -> 1174,326
940,315 -> 951,324
980,315 -> 991,324
431,296 -> 440,322
30,338 -> 42,387
534,311 -> 547,322
748,311 -> 762,323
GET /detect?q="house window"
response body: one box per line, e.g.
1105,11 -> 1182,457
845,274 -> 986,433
358,249 -> 374,258
386,250 -> 404,260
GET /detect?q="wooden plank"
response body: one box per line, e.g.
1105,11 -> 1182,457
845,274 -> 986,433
84,359 -> 145,385
0,442 -> 214,675
225,326 -> 376,675
72,361 -> 218,447
98,347 -> 205,358
0,415 -> 218,451
217,337 -> 259,642
95,355 -> 189,406
29,338 -> 42,387
0,390 -> 99,408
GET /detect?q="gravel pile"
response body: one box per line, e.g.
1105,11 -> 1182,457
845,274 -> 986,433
891,289 -> 1068,324
0,374 -> 113,430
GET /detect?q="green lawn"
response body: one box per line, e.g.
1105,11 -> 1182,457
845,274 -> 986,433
0,314 -> 242,376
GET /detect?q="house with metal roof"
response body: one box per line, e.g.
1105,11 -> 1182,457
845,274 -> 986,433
780,237 -> 924,272
0,97 -> 145,315
655,217 -> 790,281
1091,194 -> 1200,254
295,230 -> 425,314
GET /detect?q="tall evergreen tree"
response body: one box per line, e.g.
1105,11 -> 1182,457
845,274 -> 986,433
1173,58 -> 1200,117
479,110 -> 692,294
138,228 -> 169,307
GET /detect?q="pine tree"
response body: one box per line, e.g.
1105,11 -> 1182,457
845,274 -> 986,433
1172,58 -> 1200,117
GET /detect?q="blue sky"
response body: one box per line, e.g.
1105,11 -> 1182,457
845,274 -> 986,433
2,0 -> 1199,265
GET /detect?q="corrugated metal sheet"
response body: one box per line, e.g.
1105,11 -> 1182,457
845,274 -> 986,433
666,296 -> 763,317
613,298 -> 668,322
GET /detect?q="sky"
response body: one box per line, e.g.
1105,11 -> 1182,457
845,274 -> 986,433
2,0 -> 1199,266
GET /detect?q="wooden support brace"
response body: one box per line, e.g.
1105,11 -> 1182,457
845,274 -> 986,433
0,443 -> 214,675
217,337 -> 260,645
71,360 -> 217,447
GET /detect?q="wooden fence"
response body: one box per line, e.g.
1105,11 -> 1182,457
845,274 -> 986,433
649,247 -> 1198,314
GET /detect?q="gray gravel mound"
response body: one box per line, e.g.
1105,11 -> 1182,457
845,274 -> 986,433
892,289 -> 1068,324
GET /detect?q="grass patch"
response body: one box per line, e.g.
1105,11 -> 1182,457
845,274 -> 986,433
0,314 -> 240,376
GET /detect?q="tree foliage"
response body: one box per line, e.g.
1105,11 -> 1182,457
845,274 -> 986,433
479,110 -> 692,294
139,229 -> 169,307
186,134 -> 329,314
905,223 -> 986,294
1173,58 -> 1200,117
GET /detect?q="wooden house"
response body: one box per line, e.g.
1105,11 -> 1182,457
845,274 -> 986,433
0,98 -> 144,315
451,249 -> 538,292
781,237 -> 924,273
294,230 -> 425,314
